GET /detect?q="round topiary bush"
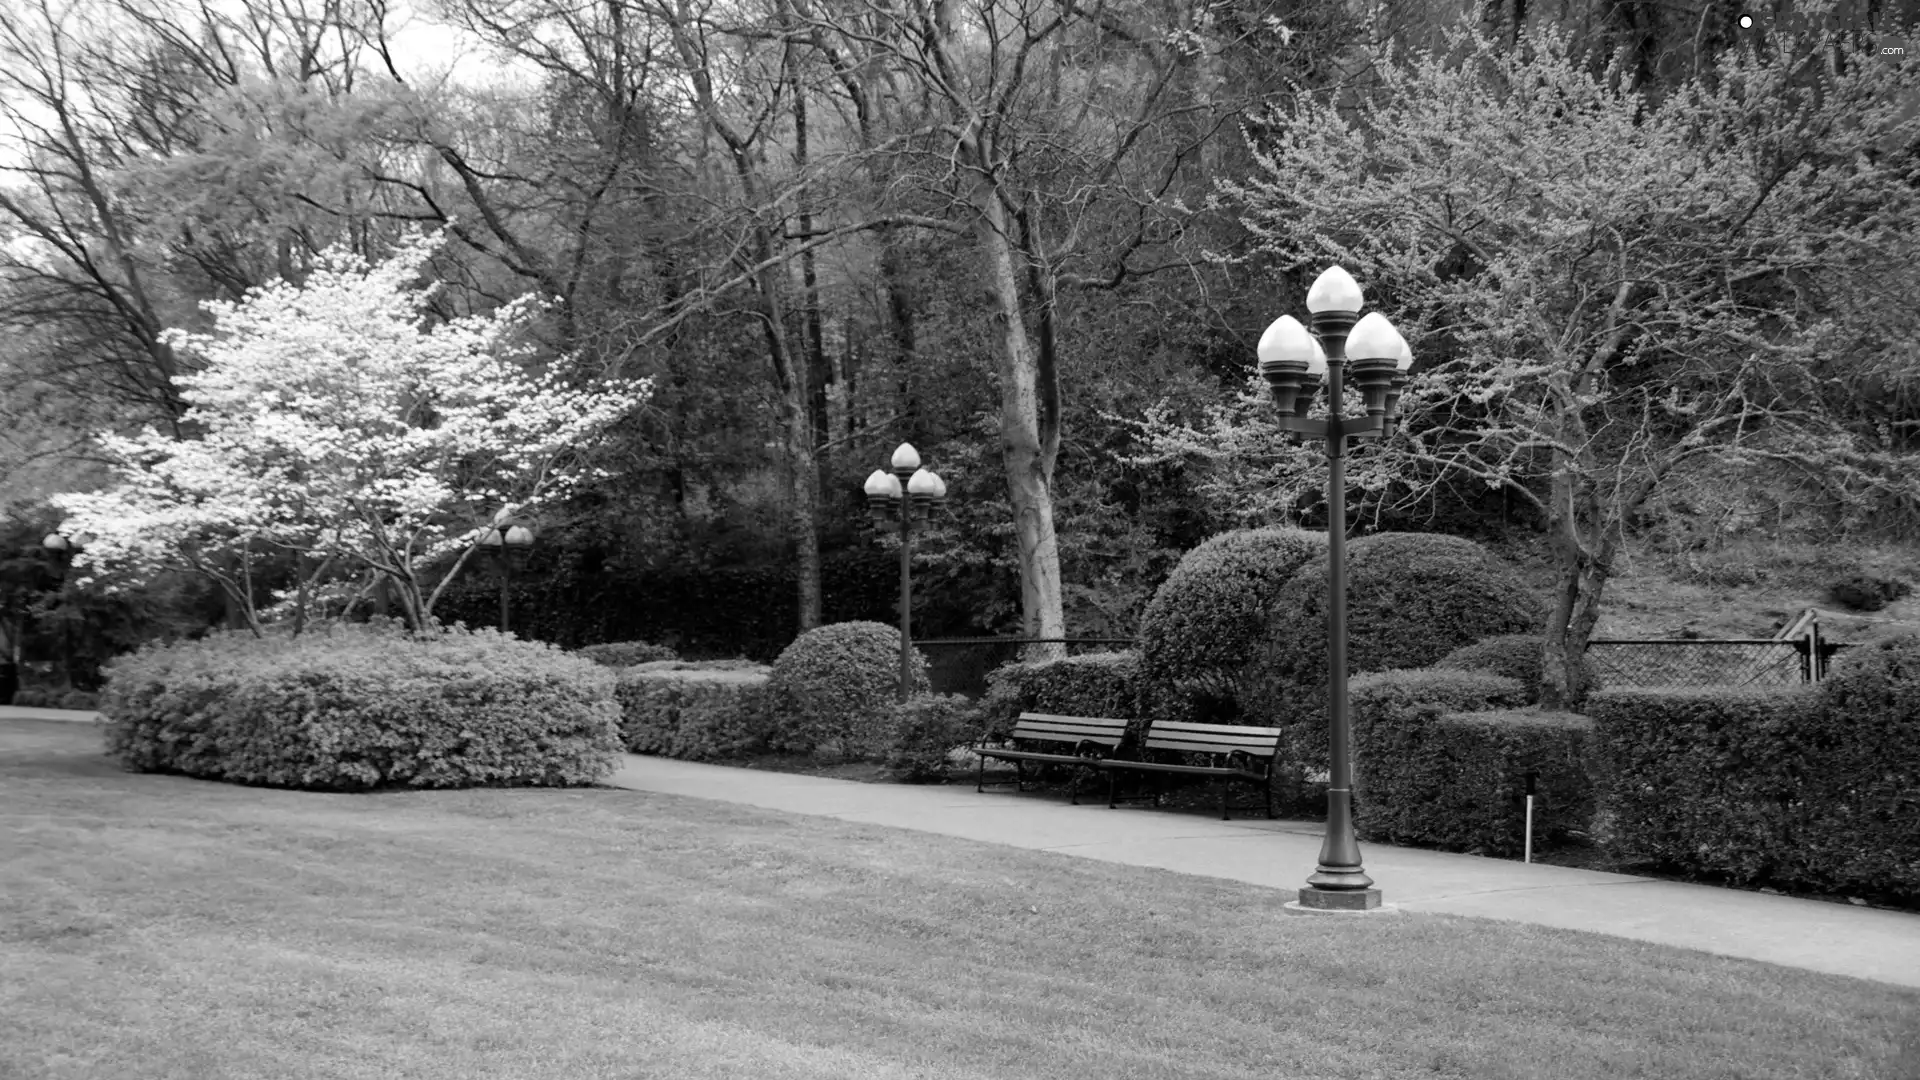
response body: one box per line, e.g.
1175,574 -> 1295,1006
1250,532 -> 1540,734
1136,527 -> 1328,722
99,620 -> 623,790
766,621 -> 929,760
575,640 -> 679,667
1435,633 -> 1603,706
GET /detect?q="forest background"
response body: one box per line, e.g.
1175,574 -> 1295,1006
1,0 -> 1917,696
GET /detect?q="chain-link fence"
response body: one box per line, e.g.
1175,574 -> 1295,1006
917,637 -> 1133,698
1586,638 -> 1851,690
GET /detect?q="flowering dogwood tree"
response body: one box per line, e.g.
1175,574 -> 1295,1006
1139,26 -> 1919,707
52,235 -> 648,633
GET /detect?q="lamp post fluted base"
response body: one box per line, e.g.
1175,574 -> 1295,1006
1292,886 -> 1385,911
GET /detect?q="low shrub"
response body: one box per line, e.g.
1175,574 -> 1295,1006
767,621 -> 928,760
575,640 -> 679,667
982,651 -> 1146,739
1358,705 -> 1594,857
887,693 -> 988,782
1302,667 -> 1527,788
613,666 -> 772,760
1433,634 -> 1601,705
1588,663 -> 1918,904
100,621 -> 622,790
1826,574 -> 1912,612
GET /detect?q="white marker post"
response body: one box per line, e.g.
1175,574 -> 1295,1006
1523,772 -> 1537,864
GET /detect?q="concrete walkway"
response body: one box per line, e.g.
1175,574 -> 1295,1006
10,707 -> 1915,990
604,755 -> 1920,991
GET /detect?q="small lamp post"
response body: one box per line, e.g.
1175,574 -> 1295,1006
479,521 -> 534,634
41,533 -> 75,691
1260,265 -> 1413,913
863,442 -> 947,701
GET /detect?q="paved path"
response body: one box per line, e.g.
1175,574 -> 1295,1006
10,707 -> 1915,990
604,754 -> 1920,990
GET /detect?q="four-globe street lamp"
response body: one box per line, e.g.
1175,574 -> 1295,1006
479,520 -> 534,634
1259,265 -> 1414,913
863,443 -> 947,702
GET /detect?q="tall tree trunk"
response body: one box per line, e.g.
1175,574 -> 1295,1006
792,72 -> 831,451
973,184 -> 1065,651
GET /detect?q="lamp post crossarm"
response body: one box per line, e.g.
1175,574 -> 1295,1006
1275,416 -> 1387,439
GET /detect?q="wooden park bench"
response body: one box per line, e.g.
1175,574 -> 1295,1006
973,712 -> 1131,804
1099,720 -> 1283,821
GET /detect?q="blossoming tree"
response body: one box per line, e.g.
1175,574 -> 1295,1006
52,234 -> 648,633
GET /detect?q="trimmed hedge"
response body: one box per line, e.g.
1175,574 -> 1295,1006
576,640 -> 679,667
767,621 -> 929,760
887,693 -> 989,782
613,666 -> 772,760
1136,527 -> 1327,722
1366,705 -> 1593,857
1433,633 -> 1601,705
9,688 -> 101,711
1588,654 -> 1920,903
1250,532 -> 1539,730
100,622 -> 622,790
982,651 -> 1146,738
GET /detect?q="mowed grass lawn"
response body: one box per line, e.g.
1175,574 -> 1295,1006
3,721 -> 1916,1080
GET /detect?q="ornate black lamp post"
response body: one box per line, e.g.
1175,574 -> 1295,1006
1259,265 -> 1413,913
863,443 -> 947,702
479,522 -> 533,634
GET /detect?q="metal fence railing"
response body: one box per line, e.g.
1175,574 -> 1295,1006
1586,637 -> 1852,690
915,637 -> 1133,699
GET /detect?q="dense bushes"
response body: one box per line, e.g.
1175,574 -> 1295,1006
1826,573 -> 1912,612
1250,533 -> 1539,729
887,693 -> 989,781
767,621 -> 928,759
613,666 -> 772,760
576,640 -> 678,667
1136,527 -> 1326,721
982,651 -> 1146,736
1432,633 -> 1600,705
100,622 -> 622,790
1588,640 -> 1920,904
1366,705 -> 1593,856
8,688 -> 102,711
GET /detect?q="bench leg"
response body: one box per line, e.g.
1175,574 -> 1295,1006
1014,759 -> 1025,792
976,750 -> 985,794
1265,774 -> 1275,820
1068,766 -> 1080,805
1107,769 -> 1118,809
1220,775 -> 1230,821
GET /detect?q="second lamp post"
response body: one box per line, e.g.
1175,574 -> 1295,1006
479,522 -> 534,634
1258,265 -> 1413,913
863,443 -> 947,702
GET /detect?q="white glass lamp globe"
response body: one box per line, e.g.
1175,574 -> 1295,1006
907,469 -> 940,495
1306,266 -> 1363,313
865,470 -> 902,497
1396,336 -> 1414,372
1308,337 -> 1328,379
503,525 -> 534,547
890,443 -> 921,471
1346,312 -> 1405,361
1256,315 -> 1316,369
929,473 -> 948,498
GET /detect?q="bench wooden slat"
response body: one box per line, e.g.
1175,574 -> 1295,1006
1100,719 -> 1282,821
